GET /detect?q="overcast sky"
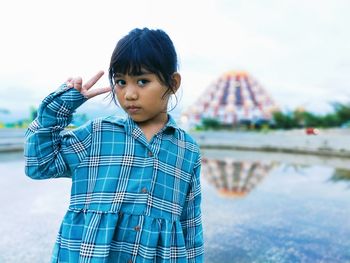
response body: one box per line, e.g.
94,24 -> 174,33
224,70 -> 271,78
1,0 -> 350,120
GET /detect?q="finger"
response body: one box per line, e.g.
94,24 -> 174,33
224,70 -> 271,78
83,70 -> 104,90
66,77 -> 73,87
87,86 -> 112,98
73,77 -> 83,91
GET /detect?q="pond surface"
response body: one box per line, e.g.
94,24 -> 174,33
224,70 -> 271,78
0,150 -> 350,262
201,149 -> 350,263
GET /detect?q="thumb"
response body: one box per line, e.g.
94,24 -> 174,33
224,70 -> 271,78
73,77 -> 83,91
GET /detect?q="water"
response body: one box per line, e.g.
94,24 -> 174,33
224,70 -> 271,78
1,150 -> 350,263
201,150 -> 350,263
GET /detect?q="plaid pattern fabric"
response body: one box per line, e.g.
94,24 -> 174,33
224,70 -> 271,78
24,85 -> 204,263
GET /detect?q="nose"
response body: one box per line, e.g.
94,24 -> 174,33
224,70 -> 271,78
124,85 -> 138,100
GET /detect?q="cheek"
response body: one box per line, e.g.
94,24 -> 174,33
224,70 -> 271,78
147,92 -> 167,106
114,91 -> 125,106
115,89 -> 123,99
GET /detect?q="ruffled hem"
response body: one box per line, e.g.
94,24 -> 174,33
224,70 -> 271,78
52,209 -> 188,262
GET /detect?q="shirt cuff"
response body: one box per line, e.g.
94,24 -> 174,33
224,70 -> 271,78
54,83 -> 88,110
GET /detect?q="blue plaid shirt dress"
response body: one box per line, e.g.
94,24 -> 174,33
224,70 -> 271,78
24,85 -> 204,263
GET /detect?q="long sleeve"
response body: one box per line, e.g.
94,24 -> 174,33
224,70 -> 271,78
180,154 -> 204,262
24,84 -> 92,179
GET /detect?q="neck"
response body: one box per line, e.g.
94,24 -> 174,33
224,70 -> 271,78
137,113 -> 168,142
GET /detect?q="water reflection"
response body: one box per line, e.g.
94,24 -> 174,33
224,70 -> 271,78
200,150 -> 350,262
202,157 -> 274,198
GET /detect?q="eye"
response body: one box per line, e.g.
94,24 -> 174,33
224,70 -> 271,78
137,79 -> 149,87
115,79 -> 126,87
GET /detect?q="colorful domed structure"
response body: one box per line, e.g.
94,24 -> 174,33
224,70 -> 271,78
182,71 -> 278,127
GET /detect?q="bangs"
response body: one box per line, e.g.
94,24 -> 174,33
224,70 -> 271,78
110,37 -> 161,78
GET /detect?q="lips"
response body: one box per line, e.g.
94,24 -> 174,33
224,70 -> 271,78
125,105 -> 141,114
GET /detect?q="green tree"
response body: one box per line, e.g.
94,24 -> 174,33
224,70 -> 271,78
332,103 -> 350,125
272,111 -> 297,129
201,118 -> 221,130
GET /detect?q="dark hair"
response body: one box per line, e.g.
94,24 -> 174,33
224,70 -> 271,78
108,28 -> 179,105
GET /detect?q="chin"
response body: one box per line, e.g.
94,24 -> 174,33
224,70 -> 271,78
129,115 -> 147,123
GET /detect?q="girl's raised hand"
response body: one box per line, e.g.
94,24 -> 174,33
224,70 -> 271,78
66,70 -> 111,99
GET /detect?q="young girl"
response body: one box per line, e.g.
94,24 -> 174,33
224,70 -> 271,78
24,28 -> 203,262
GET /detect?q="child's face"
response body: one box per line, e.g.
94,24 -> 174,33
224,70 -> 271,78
114,70 -> 172,126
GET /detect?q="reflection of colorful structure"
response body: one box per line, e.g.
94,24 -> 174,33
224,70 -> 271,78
182,71 -> 278,127
202,157 -> 274,198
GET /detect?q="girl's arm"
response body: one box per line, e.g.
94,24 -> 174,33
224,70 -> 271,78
180,154 -> 204,262
24,85 -> 90,179
25,71 -> 110,179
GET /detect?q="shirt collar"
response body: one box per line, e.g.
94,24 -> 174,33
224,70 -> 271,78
164,114 -> 178,131
104,114 -> 179,135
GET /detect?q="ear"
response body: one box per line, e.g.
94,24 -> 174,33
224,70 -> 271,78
171,72 -> 181,94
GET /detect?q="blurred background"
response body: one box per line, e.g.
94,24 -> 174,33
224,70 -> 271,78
1,0 -> 350,262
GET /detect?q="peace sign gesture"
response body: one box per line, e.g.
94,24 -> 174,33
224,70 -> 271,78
66,70 -> 111,99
